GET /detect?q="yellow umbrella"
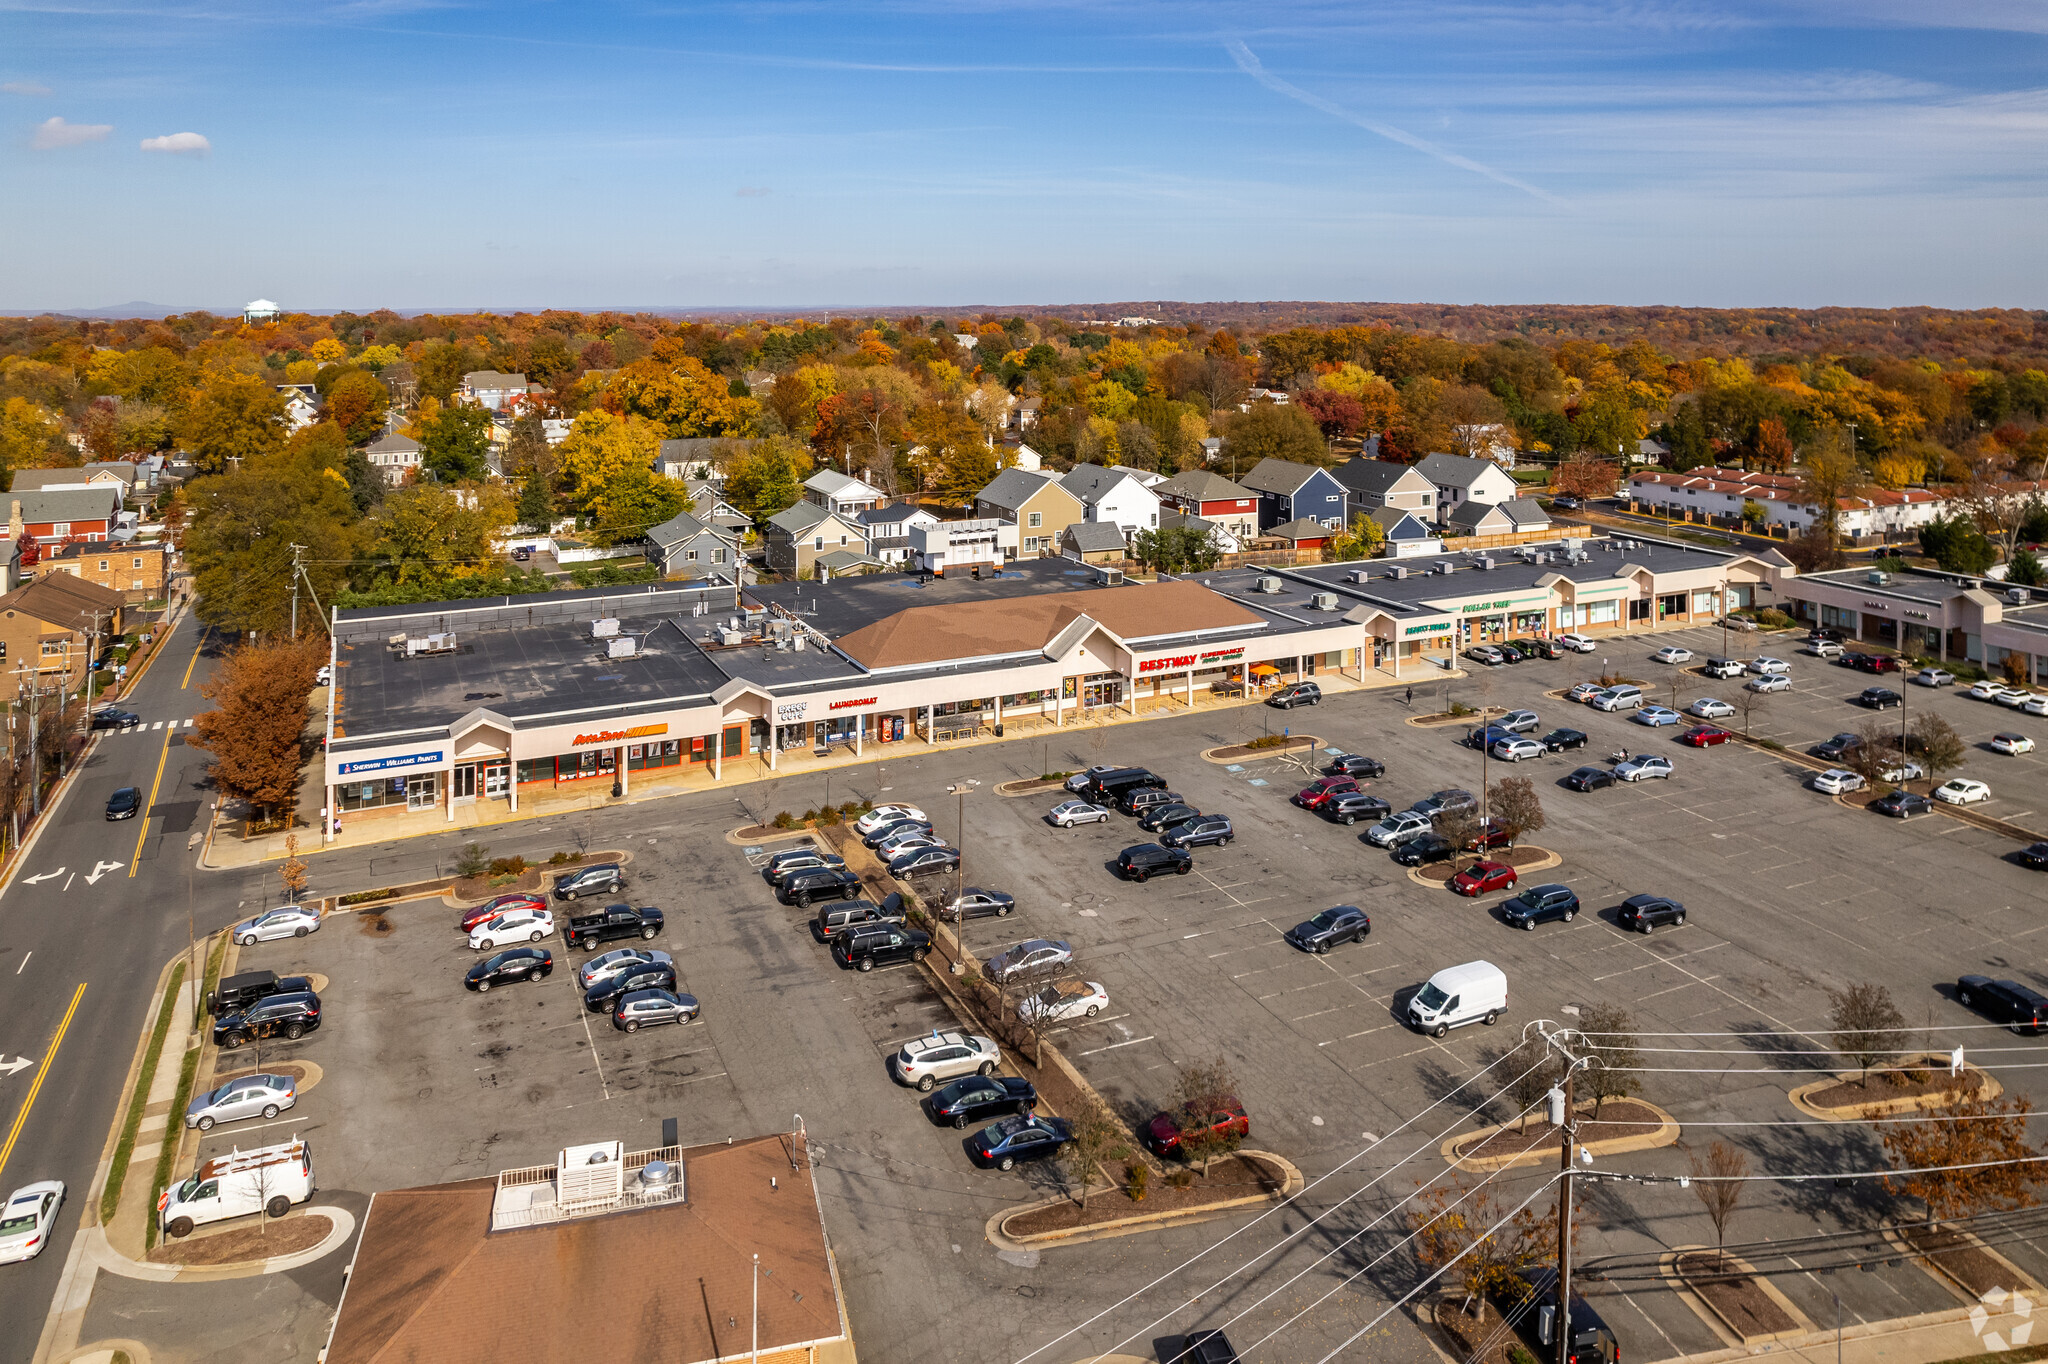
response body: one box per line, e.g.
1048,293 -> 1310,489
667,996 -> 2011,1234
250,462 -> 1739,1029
1249,663 -> 1280,676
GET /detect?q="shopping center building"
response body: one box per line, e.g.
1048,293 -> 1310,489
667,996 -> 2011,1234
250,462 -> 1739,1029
1772,566 -> 2048,680
319,534 -> 1790,836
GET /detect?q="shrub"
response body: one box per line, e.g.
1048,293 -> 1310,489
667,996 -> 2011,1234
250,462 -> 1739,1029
1126,1162 -> 1149,1201
772,811 -> 795,829
454,842 -> 491,879
1907,1067 -> 1932,1085
1510,1347 -> 1541,1364
837,800 -> 861,818
547,850 -> 579,865
1759,608 -> 1794,628
338,887 -> 398,905
1448,701 -> 1476,717
818,806 -> 841,825
1168,1167 -> 1195,1189
488,856 -> 527,876
801,808 -> 818,824
1244,733 -> 1293,749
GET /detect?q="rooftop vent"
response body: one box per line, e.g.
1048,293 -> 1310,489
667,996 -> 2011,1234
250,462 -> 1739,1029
1253,575 -> 1284,594
716,627 -> 743,646
1390,565 -> 1407,580
2008,587 -> 2029,604
1347,569 -> 1372,585
1435,562 -> 1455,575
1477,556 -> 1495,571
1868,571 -> 1891,586
1310,592 -> 1341,611
591,618 -> 620,639
607,636 -> 638,659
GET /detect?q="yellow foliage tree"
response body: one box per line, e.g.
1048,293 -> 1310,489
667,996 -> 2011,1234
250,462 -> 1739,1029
558,409 -> 664,515
369,484 -> 513,584
0,397 -> 67,471
1315,361 -> 1382,398
610,354 -> 754,438
309,338 -> 348,364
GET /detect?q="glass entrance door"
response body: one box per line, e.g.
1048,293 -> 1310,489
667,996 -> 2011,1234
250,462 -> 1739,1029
406,776 -> 437,810
451,765 -> 476,799
483,762 -> 509,798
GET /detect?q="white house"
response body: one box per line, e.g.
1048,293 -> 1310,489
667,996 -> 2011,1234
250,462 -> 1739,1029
1413,453 -> 1520,525
802,469 -> 884,518
910,518 -> 1018,575
365,432 -> 422,486
1628,467 -> 1948,539
1059,464 -> 1162,543
459,371 -> 530,412
857,502 -> 941,565
277,384 -> 319,432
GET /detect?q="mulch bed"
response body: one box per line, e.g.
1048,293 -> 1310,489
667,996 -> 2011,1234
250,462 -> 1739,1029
1451,1100 -> 1661,1162
995,777 -> 1070,796
449,851 -> 623,903
1411,708 -> 1506,728
1415,846 -> 1557,884
1433,1299 -> 1529,1364
1676,1251 -> 1798,1337
1207,736 -> 1320,761
1003,1153 -> 1280,1236
148,1213 -> 331,1265
1900,1223 -> 2017,1298
1805,1067 -> 1983,1112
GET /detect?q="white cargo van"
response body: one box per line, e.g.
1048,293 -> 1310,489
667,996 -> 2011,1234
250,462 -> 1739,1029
157,1138 -> 314,1238
1407,961 -> 1507,1038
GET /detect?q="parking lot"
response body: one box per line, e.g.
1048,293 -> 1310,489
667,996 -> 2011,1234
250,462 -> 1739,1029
195,622 -> 2048,1362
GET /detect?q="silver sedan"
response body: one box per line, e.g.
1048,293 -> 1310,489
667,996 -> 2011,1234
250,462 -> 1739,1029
185,1073 -> 296,1130
232,905 -> 320,945
1047,800 -> 1111,827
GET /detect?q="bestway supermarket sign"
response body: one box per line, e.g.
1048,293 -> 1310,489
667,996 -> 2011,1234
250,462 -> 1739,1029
1137,645 -> 1248,674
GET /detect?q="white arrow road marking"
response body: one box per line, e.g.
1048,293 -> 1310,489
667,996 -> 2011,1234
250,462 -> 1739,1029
0,1056 -> 32,1078
84,861 -> 125,884
22,868 -> 63,885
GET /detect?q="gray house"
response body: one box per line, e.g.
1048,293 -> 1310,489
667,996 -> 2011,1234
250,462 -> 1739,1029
763,500 -> 869,579
1413,453 -> 1519,525
1332,457 -> 1437,522
646,511 -> 742,580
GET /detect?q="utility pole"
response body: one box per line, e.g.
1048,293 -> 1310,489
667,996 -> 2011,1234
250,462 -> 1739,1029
82,608 -> 110,718
1555,1058 -> 1576,1364
22,663 -> 41,818
289,543 -> 306,639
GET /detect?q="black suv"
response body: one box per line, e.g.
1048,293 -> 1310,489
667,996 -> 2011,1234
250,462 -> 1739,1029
552,863 -> 624,901
1811,732 -> 1863,761
1501,884 -> 1580,930
1324,792 -> 1392,826
565,904 -> 664,950
1392,833 -> 1457,867
779,867 -> 864,906
1859,686 -> 1902,710
1957,975 -> 2048,1033
1267,680 -> 1321,709
214,991 -> 322,1049
583,959 -> 678,1012
1120,787 -> 1184,817
207,969 -> 314,1016
832,925 -> 931,972
1115,843 -> 1192,881
1616,894 -> 1686,933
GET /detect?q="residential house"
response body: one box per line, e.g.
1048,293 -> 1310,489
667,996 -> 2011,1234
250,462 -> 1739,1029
803,469 -> 884,518
1002,441 -> 1044,471
0,573 -> 126,689
1159,509 -> 1239,554
1237,458 -> 1348,532
741,368 -> 776,392
1153,469 -> 1261,543
857,503 -> 940,566
459,371 -> 530,412
1637,438 -> 1673,466
1414,452 -> 1520,525
10,464 -> 139,498
645,511 -> 741,581
1444,500 -> 1519,537
763,501 -> 869,579
910,519 -> 1019,575
1060,522 -> 1129,563
7,487 -> 122,545
365,432 -> 422,485
814,547 -> 892,579
1368,505 -> 1444,558
44,540 -> 168,601
974,468 -> 1083,557
683,480 -> 751,535
1008,396 -> 1041,431
657,437 -> 747,481
1627,467 -> 1947,540
1058,465 -> 1162,543
1111,464 -> 1168,488
1332,457 -> 1437,525
277,384 -> 319,432
1265,517 -> 1334,552
1500,497 -> 1552,534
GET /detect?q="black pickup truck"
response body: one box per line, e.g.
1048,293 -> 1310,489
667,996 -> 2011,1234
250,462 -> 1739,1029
565,904 -> 665,951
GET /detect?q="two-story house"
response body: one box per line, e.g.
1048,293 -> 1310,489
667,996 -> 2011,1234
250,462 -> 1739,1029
44,540 -> 168,601
0,573 -> 126,689
1332,457 -> 1437,524
7,487 -> 122,545
658,438 -> 746,481
1237,459 -> 1348,532
857,503 -> 941,565
1058,465 -> 1161,543
802,469 -> 884,518
277,384 -> 320,432
646,511 -> 743,581
763,501 -> 869,579
1152,470 -> 1260,543
1414,453 -> 1519,525
683,480 -> 752,536
459,371 -> 530,412
973,468 -> 1084,556
365,432 -> 423,486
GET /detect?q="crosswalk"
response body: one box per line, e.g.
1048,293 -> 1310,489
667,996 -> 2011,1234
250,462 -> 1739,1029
100,718 -> 196,735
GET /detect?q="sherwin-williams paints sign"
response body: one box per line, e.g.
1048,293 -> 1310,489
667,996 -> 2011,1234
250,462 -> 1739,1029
337,749 -> 444,775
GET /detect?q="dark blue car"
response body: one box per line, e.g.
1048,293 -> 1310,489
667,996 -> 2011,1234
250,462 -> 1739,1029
968,1113 -> 1073,1169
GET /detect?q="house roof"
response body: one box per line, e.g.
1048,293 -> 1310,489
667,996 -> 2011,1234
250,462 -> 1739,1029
8,486 -> 121,525
1369,505 -> 1433,536
322,1135 -> 844,1364
83,461 -> 140,484
835,580 -> 1264,671
803,469 -> 882,500
1332,457 -> 1428,497
49,539 -> 160,561
461,370 -> 528,389
975,467 -> 1061,512
7,469 -> 106,493
1266,516 -> 1334,542
659,437 -> 749,465
858,502 -> 936,528
1236,458 -> 1330,496
645,511 -> 724,550
1446,499 -> 1512,529
767,501 -> 835,534
1061,522 -> 1130,553
366,433 -> 421,456
1414,452 -> 1507,488
1500,497 -> 1552,528
1058,464 -> 1150,506
815,548 -> 892,573
1629,466 -> 1945,512
0,571 -> 125,627
1154,469 -> 1254,503
1158,510 -> 1216,534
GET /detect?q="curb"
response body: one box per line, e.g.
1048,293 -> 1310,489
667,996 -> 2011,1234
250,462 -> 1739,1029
1198,736 -> 1322,764
1442,1099 -> 1680,1171
1632,1302 -> 2026,1364
1882,1221 -> 2045,1303
1787,1057 -> 2002,1121
985,1150 -> 1303,1251
994,778 -> 1070,799
723,824 -> 826,847
1405,707 -> 1504,730
80,1205 -> 358,1283
1658,1245 -> 1816,1346
1405,846 -> 1562,891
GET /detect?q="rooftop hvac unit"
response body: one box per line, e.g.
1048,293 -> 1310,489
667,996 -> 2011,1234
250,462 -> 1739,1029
607,637 -> 637,659
591,618 -> 620,638
1347,569 -> 1372,584
1477,556 -> 1495,570
1253,575 -> 1283,594
2008,587 -> 2029,604
1389,565 -> 1407,580
717,627 -> 744,646
1869,571 -> 1891,586
1435,562 -> 1455,575
768,618 -> 793,640
793,635 -> 807,651
557,1141 -> 625,1210
1310,592 -> 1340,611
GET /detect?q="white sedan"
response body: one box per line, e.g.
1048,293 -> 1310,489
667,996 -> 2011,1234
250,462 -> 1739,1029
1813,769 -> 1866,795
1992,732 -> 2036,755
1615,754 -> 1675,781
232,905 -> 320,946
469,908 -> 555,950
1879,760 -> 1926,783
0,1181 -> 64,1264
1492,738 -> 1547,762
1687,698 -> 1736,720
1747,674 -> 1791,694
1556,633 -> 1597,653
1653,646 -> 1693,665
1934,778 -> 1991,805
853,804 -> 926,837
1994,690 -> 2038,710
2024,696 -> 2048,717
1016,980 -> 1110,1025
1748,657 -> 1791,676
1047,800 -> 1110,828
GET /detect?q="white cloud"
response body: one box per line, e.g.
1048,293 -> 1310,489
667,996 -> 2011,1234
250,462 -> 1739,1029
140,131 -> 210,155
2,81 -> 53,96
30,116 -> 110,150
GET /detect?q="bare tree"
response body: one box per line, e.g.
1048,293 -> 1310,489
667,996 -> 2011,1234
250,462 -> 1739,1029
279,834 -> 309,904
1913,713 -> 1967,790
1059,1093 -> 1129,1210
1433,807 -> 1484,869
1171,1056 -> 1243,1177
1579,1003 -> 1643,1118
1492,1035 -> 1562,1133
1732,684 -> 1772,738
1488,777 -> 1545,847
1688,1141 -> 1750,1268
1829,981 -> 1907,1088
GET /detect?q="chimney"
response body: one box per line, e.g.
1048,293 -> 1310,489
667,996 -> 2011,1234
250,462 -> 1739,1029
7,500 -> 18,542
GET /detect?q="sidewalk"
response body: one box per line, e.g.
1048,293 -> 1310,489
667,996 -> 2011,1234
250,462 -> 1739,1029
1641,1298 -> 2037,1364
205,663 -> 1447,869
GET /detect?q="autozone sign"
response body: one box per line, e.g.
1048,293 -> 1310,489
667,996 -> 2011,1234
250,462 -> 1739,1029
572,724 -> 667,746
1138,645 -> 1247,673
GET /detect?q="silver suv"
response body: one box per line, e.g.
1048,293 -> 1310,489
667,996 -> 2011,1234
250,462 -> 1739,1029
1366,809 -> 1433,847
891,1030 -> 1000,1091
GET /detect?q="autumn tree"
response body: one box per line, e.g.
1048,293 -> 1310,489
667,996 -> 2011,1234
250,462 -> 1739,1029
179,373 -> 287,473
611,349 -> 753,437
1579,1002 -> 1642,1117
184,448 -> 360,634
1219,401 -> 1326,472
366,484 -> 512,584
1799,425 -> 1860,550
324,369 -> 390,444
1553,455 -> 1619,501
556,409 -> 663,516
189,637 -> 323,821
722,436 -> 810,522
1322,514 -> 1385,562
0,397 -> 68,474
1487,776 -> 1545,846
1883,1089 -> 2039,1222
1297,387 -> 1367,444
1828,981 -> 1907,1088
1750,417 -> 1795,474
418,403 -> 494,483
1490,1034 -> 1561,1133
1912,713 -> 1967,789
1687,1142 -> 1750,1268
1408,1178 -> 1562,1314
1059,1093 -> 1129,1211
592,467 -> 687,547
1170,1057 -> 1243,1177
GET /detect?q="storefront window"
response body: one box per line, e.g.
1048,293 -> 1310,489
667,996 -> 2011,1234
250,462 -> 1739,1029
337,776 -> 413,812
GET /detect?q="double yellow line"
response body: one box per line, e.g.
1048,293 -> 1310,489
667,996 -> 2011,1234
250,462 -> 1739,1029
0,982 -> 87,1183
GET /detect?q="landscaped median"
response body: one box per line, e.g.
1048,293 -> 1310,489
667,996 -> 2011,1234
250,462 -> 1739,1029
1789,1055 -> 2001,1121
987,1149 -> 1303,1250
1406,845 -> 1561,891
1440,1097 -> 1679,1171
1661,1245 -> 1816,1346
1198,734 -> 1323,763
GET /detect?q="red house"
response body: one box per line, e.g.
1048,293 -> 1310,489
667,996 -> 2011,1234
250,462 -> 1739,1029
8,487 -> 123,545
1153,470 -> 1261,543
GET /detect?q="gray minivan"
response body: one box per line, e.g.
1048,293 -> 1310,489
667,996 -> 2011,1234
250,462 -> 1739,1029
816,897 -> 908,939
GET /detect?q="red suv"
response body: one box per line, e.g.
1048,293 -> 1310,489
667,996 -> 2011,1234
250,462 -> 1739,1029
1142,1096 -> 1251,1157
1464,817 -> 1514,851
1294,776 -> 1360,811
1452,861 -> 1518,896
460,893 -> 546,934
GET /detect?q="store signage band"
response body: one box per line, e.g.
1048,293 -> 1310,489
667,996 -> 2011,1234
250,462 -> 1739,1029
571,723 -> 667,746
828,695 -> 879,711
337,749 -> 444,775
1404,622 -> 1451,636
775,702 -> 808,721
1137,645 -> 1246,674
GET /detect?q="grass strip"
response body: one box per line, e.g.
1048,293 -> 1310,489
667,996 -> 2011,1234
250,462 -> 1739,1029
99,960 -> 186,1224
145,1045 -> 201,1252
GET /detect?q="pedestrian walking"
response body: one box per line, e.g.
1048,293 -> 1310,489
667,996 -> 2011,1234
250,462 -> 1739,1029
1404,685 -> 1413,707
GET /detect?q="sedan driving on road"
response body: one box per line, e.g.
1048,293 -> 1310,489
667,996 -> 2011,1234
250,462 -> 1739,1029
233,905 -> 321,945
0,1181 -> 64,1265
105,786 -> 143,820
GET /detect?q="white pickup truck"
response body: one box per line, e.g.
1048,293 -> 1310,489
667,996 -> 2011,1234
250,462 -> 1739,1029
158,1138 -> 314,1238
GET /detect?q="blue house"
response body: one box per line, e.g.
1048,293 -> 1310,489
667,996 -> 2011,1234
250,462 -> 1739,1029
1238,458 -> 1349,532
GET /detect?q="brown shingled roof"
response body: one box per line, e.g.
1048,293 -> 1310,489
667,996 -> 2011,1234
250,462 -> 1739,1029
834,580 -> 1265,670
324,1134 -> 845,1364
0,572 -> 125,629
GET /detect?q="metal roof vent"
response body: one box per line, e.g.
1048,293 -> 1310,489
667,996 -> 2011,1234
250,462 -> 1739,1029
591,618 -> 620,638
2008,586 -> 2029,604
1253,575 -> 1283,594
1869,571 -> 1891,585
1389,565 -> 1407,580
1310,592 -> 1340,611
1348,569 -> 1372,584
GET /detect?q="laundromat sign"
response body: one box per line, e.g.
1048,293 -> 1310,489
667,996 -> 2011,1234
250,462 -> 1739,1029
828,695 -> 879,711
571,723 -> 667,746
1137,645 -> 1247,674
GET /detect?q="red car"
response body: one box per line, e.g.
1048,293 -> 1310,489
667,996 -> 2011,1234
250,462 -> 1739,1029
460,893 -> 546,934
1465,816 -> 1514,851
1294,776 -> 1360,811
1142,1096 -> 1251,1156
1678,725 -> 1734,747
1452,860 -> 1518,896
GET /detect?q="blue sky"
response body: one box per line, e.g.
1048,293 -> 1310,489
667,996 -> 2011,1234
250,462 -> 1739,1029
4,1 -> 2046,311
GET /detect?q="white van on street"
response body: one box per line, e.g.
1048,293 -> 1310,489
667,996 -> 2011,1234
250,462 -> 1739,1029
157,1138 -> 315,1238
1407,961 -> 1508,1038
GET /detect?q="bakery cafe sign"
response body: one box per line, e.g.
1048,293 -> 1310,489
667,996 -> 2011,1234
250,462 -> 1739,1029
1137,645 -> 1247,674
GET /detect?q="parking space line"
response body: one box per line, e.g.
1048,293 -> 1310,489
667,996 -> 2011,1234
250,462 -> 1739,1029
1078,1035 -> 1155,1056
196,1115 -> 321,1140
1591,941 -> 1727,981
579,1009 -> 611,1100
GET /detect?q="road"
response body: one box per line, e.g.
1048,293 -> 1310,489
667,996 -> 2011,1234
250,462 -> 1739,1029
0,608 -> 277,1356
